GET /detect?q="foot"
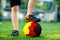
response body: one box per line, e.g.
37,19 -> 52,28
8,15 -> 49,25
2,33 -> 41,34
11,30 -> 19,36
25,15 -> 40,22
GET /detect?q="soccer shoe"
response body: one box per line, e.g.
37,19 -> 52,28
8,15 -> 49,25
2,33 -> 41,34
11,30 -> 19,36
25,15 -> 40,22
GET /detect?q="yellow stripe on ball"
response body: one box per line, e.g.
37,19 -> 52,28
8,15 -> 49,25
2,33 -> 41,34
23,22 -> 32,35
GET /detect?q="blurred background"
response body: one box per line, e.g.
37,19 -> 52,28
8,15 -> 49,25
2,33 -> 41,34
0,0 -> 60,22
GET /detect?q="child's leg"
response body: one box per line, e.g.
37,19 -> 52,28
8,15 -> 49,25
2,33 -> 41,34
10,0 -> 21,36
11,6 -> 18,30
27,0 -> 36,15
26,0 -> 40,22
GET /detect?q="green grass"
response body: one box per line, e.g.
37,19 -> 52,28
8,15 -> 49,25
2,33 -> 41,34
0,21 -> 60,40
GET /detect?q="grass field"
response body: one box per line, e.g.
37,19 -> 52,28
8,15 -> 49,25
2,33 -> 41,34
0,21 -> 60,40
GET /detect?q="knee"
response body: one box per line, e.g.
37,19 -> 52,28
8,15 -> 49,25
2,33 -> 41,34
11,6 -> 18,13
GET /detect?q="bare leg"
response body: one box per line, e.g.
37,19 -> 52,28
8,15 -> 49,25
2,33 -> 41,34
26,0 -> 40,22
27,0 -> 36,15
11,6 -> 18,30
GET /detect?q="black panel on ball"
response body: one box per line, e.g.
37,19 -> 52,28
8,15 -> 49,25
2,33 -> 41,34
34,24 -> 42,37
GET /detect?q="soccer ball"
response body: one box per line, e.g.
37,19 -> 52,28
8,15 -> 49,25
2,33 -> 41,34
23,22 -> 42,37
